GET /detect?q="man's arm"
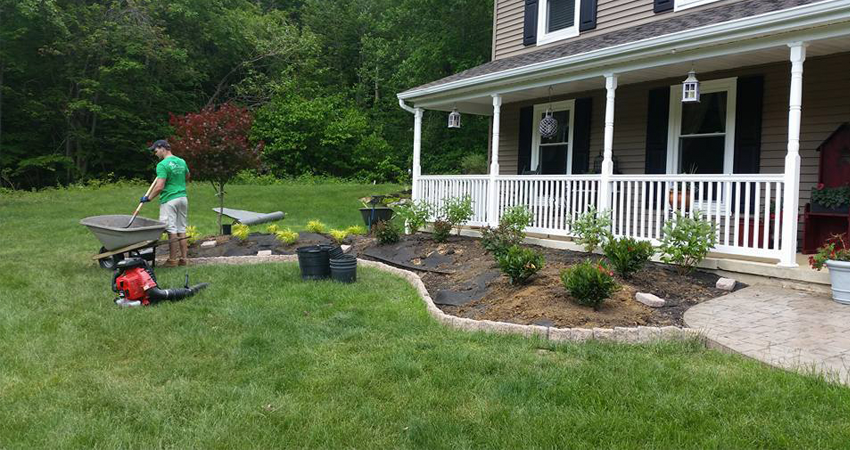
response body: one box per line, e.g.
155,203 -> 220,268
147,178 -> 167,200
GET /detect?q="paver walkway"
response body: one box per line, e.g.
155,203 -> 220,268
685,285 -> 850,385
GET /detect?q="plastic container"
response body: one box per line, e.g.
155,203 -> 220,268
321,244 -> 345,261
329,255 -> 357,283
297,245 -> 330,280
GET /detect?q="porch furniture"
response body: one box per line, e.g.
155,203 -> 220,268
802,123 -> 850,254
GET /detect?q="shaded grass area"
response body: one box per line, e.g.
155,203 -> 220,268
1,183 -> 849,448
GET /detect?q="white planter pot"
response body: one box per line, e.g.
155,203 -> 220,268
825,260 -> 850,305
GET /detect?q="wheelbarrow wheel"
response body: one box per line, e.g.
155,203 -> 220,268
97,247 -> 123,270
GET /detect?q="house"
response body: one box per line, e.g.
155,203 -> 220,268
397,0 -> 850,277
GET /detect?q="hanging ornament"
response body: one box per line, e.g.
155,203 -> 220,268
448,107 -> 461,129
682,66 -> 700,103
538,86 -> 558,139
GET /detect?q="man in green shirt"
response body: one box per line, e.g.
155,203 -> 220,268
140,139 -> 190,267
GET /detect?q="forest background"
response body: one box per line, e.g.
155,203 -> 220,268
0,0 -> 493,189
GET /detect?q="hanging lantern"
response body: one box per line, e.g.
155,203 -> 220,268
682,69 -> 700,103
448,108 -> 461,129
539,109 -> 559,138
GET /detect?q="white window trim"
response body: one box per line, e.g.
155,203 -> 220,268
674,0 -> 721,12
536,0 -> 581,46
666,77 -> 737,175
531,99 -> 575,174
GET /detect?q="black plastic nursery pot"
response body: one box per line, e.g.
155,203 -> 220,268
320,244 -> 345,261
329,255 -> 357,283
222,223 -> 232,235
359,207 -> 394,229
297,245 -> 330,280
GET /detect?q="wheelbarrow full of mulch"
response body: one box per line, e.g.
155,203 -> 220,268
80,215 -> 168,270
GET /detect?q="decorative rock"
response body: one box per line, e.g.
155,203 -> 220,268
256,250 -> 272,257
200,240 -> 216,248
716,277 -> 737,291
341,245 -> 351,253
635,292 -> 666,308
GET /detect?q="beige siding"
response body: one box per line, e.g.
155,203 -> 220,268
494,0 -> 744,60
495,53 -> 850,241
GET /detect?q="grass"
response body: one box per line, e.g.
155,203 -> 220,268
2,182 -> 850,448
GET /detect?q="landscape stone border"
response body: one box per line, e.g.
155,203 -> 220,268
184,255 -> 702,344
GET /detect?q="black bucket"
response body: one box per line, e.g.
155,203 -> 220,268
321,244 -> 345,261
329,255 -> 357,283
297,245 -> 330,280
222,223 -> 232,235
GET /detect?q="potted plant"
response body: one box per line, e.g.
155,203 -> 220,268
809,233 -> 850,305
359,195 -> 397,229
668,164 -> 698,212
810,183 -> 850,214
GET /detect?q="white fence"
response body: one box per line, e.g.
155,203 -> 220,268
417,173 -> 788,260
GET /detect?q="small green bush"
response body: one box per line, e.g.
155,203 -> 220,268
432,220 -> 452,243
442,196 -> 474,235
561,260 -> 619,310
480,205 -> 533,257
328,229 -> 348,243
266,223 -> 279,234
569,207 -> 612,252
373,220 -> 400,245
306,220 -> 326,234
393,199 -> 431,234
496,245 -> 545,285
275,228 -> 299,244
345,225 -> 367,236
186,225 -> 200,245
232,223 -> 250,241
603,237 -> 654,278
659,211 -> 717,274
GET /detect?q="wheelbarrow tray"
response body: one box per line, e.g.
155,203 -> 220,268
80,215 -> 167,251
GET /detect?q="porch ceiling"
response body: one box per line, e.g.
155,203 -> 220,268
415,30 -> 850,116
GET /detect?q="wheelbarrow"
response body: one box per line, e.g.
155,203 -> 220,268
80,215 -> 167,270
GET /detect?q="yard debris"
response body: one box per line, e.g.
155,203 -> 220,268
635,292 -> 666,308
201,240 -> 217,248
716,277 -> 737,291
256,250 -> 272,257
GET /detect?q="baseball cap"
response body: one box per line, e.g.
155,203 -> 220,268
148,139 -> 170,151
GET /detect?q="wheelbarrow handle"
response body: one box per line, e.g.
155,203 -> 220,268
125,180 -> 158,228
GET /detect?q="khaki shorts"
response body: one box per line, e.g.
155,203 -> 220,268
159,197 -> 188,234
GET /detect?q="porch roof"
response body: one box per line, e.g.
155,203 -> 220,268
398,0 -> 846,107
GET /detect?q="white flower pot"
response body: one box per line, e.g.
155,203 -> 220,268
825,260 -> 850,305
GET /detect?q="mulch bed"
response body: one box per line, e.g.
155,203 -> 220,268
178,231 -> 736,329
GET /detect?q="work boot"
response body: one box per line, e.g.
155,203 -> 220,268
163,259 -> 179,268
178,259 -> 188,266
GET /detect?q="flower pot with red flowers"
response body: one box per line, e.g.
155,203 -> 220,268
810,183 -> 850,214
809,234 -> 850,305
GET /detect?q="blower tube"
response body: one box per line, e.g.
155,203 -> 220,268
147,283 -> 210,301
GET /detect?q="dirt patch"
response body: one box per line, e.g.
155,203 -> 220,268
162,232 -> 341,258
354,234 -> 735,329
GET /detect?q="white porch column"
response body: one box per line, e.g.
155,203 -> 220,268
779,42 -> 807,267
599,73 -> 618,211
488,94 -> 502,226
411,108 -> 423,202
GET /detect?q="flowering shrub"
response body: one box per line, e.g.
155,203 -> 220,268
569,207 -> 612,252
809,234 -> 850,270
496,245 -> 545,285
481,205 -> 533,257
603,237 -> 654,278
811,184 -> 850,210
392,199 -> 431,234
442,196 -> 474,235
432,220 -> 452,243
373,220 -> 400,245
659,211 -> 716,274
561,260 -> 619,310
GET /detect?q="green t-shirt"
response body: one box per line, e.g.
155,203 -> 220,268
155,156 -> 189,204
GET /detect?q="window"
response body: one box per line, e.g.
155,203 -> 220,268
536,0 -> 581,45
674,0 -> 721,12
666,78 -> 737,175
531,99 -> 575,174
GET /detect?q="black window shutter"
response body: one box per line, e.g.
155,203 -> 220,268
572,97 -> 593,174
654,0 -> 674,13
523,0 -> 538,46
645,87 -> 670,174
517,106 -> 534,174
579,0 -> 598,31
733,76 -> 764,174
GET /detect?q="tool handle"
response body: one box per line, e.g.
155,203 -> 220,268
126,180 -> 157,227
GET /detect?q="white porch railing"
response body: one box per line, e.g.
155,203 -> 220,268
417,173 -> 788,261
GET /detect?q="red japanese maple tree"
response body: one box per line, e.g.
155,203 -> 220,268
169,103 -> 263,234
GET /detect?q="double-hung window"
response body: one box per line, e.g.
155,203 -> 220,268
537,0 -> 581,45
531,99 -> 575,174
674,0 -> 721,12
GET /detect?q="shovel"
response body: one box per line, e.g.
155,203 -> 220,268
125,180 -> 157,228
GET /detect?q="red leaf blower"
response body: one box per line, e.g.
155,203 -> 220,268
112,257 -> 209,307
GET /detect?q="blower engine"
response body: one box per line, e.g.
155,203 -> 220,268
112,257 -> 209,307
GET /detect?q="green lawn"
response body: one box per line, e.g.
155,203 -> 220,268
1,182 -> 849,448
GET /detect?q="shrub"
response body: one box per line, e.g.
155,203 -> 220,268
811,184 -> 850,209
232,224 -> 250,241
432,220 -> 452,243
266,224 -> 279,234
561,260 -> 619,310
460,153 -> 488,174
660,211 -> 717,274
392,199 -> 431,234
496,245 -> 545,285
569,207 -> 612,252
275,228 -> 299,245
345,225 -> 367,236
306,220 -> 326,234
480,205 -> 533,257
373,220 -> 400,245
328,229 -> 348,243
442,195 -> 474,235
185,226 -> 200,245
603,237 -> 654,278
